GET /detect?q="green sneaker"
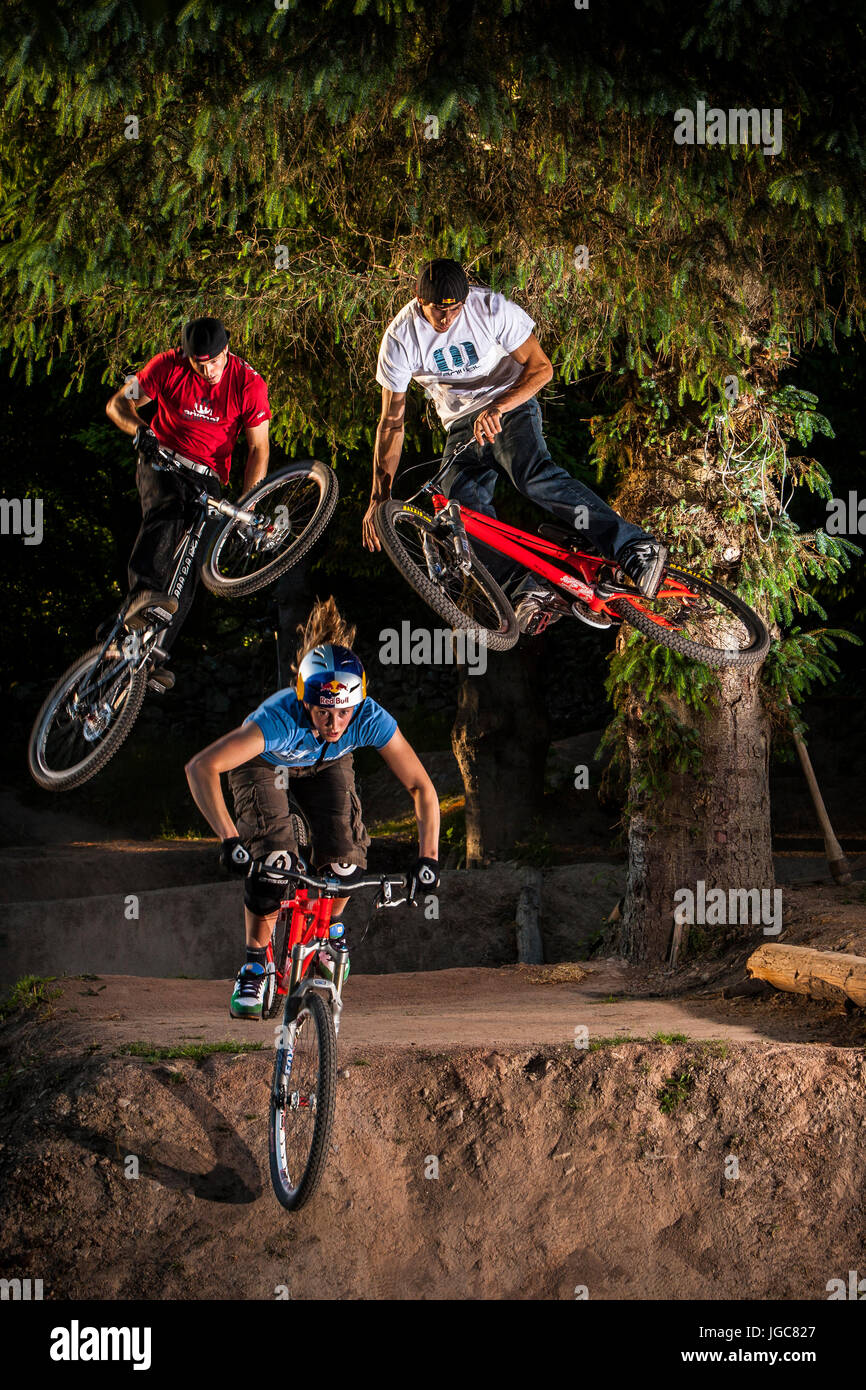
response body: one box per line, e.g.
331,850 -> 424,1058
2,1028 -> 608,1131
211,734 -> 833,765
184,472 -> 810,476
229,962 -> 267,1019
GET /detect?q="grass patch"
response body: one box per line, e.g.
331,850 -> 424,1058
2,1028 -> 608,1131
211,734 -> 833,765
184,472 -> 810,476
652,1031 -> 690,1044
512,818 -> 555,868
587,1034 -> 636,1051
157,813 -> 209,841
0,975 -> 61,1023
372,794 -> 464,840
115,1041 -> 265,1063
657,1064 -> 697,1113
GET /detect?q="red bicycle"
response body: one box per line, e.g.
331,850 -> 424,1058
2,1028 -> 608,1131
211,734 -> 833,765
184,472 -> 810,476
264,855 -> 410,1211
374,441 -> 770,668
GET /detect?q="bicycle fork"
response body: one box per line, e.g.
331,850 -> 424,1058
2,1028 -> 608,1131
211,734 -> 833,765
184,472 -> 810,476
287,941 -> 347,1035
425,499 -> 473,577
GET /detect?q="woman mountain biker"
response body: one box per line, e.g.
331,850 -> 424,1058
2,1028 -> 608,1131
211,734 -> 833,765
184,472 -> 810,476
185,598 -> 441,1020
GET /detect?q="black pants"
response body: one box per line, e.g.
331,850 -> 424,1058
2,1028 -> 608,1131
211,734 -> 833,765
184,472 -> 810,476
126,456 -> 222,652
439,398 -> 647,594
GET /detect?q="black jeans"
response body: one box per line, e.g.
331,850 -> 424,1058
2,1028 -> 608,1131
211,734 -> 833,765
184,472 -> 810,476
439,397 -> 647,594
126,456 -> 222,651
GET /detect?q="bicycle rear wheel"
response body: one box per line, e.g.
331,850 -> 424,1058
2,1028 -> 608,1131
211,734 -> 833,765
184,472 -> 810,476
28,645 -> 147,791
609,563 -> 771,668
202,461 -> 338,598
374,500 -> 519,651
269,990 -> 337,1211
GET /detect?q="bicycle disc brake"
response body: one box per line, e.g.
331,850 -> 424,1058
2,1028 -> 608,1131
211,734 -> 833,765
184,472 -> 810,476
255,510 -> 292,553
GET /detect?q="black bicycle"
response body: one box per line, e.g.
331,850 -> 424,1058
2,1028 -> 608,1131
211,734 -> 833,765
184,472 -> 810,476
28,445 -> 338,790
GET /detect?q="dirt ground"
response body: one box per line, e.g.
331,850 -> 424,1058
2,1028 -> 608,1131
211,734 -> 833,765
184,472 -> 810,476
1,880 -> 865,1301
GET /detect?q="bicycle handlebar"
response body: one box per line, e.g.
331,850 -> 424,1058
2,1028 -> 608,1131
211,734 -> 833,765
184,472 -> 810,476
286,867 -> 412,905
152,446 -> 265,527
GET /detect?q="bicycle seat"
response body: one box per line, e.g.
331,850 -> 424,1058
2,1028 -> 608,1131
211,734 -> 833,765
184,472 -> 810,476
536,522 -> 600,553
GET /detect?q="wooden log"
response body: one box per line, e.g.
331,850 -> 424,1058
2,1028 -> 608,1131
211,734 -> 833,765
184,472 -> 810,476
516,868 -> 544,964
746,942 -> 866,1006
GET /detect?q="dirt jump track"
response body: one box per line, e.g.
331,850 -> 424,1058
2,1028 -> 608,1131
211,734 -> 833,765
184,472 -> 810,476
2,957 -> 866,1301
1,824 -> 865,1301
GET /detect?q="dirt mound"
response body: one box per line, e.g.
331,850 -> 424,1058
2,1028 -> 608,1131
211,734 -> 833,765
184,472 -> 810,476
1,1005 -> 864,1300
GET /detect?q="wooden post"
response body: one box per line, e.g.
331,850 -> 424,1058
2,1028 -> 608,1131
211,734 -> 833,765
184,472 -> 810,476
516,868 -> 544,964
785,694 -> 852,884
669,901 -> 690,968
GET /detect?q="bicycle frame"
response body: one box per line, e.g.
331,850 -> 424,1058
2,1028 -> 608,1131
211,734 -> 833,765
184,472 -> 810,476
427,488 -> 699,626
269,887 -> 345,996
84,455 -> 263,689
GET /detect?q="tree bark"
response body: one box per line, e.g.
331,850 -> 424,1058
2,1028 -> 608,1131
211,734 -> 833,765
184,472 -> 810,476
451,639 -> 550,866
617,660 -> 775,963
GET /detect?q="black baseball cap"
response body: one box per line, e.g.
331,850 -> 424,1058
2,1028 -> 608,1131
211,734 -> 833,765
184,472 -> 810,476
416,259 -> 469,306
182,317 -> 229,360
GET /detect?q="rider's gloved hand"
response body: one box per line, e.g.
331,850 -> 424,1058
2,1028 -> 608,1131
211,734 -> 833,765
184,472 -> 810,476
407,856 -> 440,904
133,425 -> 160,463
220,836 -> 252,875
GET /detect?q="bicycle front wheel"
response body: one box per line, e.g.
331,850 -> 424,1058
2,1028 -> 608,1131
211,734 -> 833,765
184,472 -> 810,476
374,500 -> 519,651
269,990 -> 337,1211
28,645 -> 147,791
202,460 -> 338,597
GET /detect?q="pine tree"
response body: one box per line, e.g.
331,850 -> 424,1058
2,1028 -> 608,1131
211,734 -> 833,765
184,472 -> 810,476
2,0 -> 864,957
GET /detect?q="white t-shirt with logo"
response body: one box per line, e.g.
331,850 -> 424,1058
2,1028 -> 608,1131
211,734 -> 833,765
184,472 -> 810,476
376,287 -> 535,428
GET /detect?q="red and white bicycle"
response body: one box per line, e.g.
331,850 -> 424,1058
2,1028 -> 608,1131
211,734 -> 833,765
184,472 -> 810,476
374,442 -> 770,668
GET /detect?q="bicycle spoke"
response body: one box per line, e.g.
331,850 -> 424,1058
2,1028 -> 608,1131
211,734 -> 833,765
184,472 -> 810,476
633,588 -> 753,649
214,476 -> 322,581
41,656 -> 136,772
393,513 -> 504,633
275,1008 -> 321,1190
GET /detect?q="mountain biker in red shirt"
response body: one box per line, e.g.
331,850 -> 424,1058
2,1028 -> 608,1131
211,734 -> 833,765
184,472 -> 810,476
104,316 -> 271,685
363,259 -> 667,634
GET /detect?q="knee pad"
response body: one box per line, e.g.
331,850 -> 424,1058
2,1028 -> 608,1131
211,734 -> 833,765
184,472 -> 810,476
244,850 -> 296,916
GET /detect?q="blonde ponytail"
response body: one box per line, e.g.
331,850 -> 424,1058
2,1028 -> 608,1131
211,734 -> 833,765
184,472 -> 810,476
293,597 -> 357,675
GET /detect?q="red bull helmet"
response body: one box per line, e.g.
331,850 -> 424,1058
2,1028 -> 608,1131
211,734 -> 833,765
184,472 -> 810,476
296,643 -> 366,709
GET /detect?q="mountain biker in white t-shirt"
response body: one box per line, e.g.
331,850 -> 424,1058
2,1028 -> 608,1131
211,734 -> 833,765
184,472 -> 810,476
363,258 -> 667,634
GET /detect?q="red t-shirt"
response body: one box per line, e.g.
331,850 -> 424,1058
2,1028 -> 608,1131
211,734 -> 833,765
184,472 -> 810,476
135,349 -> 271,484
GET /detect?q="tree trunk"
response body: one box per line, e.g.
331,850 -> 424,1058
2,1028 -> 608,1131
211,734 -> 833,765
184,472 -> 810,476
617,660 -> 774,963
451,640 -> 550,866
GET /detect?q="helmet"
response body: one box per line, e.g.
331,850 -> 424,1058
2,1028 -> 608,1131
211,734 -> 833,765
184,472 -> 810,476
182,316 -> 229,360
296,644 -> 366,709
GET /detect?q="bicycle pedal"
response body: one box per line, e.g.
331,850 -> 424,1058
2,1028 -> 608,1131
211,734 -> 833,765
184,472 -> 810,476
147,669 -> 175,693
